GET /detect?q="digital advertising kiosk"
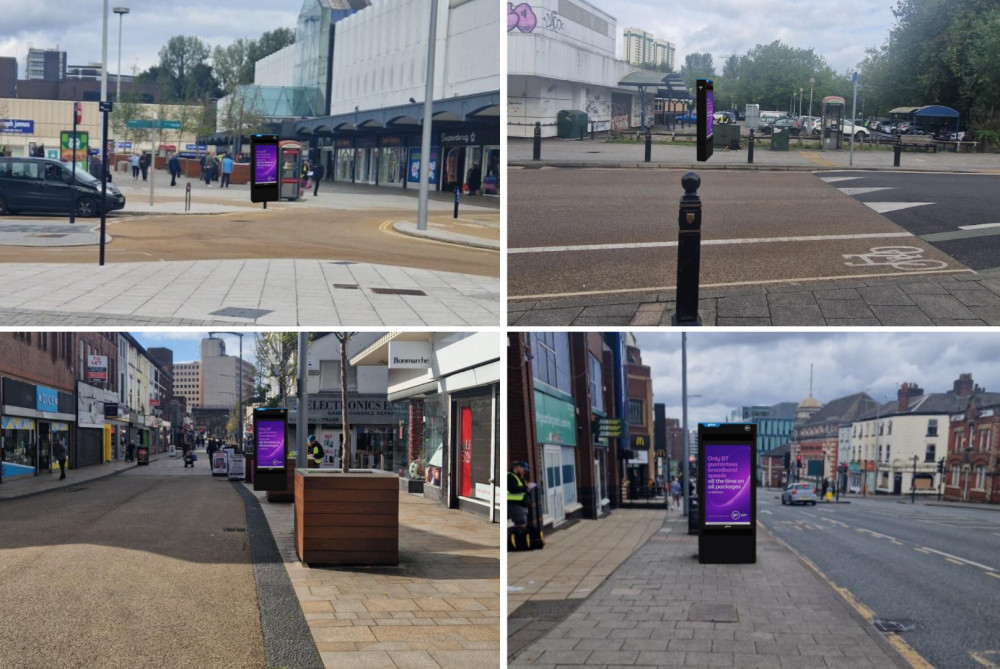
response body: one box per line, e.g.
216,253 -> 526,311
250,134 -> 280,205
252,407 -> 288,492
697,422 -> 756,564
696,79 -> 714,162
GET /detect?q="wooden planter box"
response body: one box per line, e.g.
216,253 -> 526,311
295,469 -> 399,566
265,465 -> 296,503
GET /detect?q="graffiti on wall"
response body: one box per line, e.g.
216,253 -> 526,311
611,92 -> 632,131
508,4 -> 563,33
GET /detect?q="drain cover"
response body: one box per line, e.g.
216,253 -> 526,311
333,283 -> 359,290
209,307 -> 272,319
223,527 -> 247,533
370,287 -> 427,296
873,619 -> 915,633
688,603 -> 738,623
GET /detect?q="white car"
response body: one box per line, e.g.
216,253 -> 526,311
842,120 -> 869,141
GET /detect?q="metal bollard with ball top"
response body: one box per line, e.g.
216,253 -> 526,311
672,172 -> 703,326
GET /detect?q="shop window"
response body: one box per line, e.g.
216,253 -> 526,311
422,394 -> 446,486
531,332 -> 571,395
589,353 -> 603,413
455,394 -> 495,503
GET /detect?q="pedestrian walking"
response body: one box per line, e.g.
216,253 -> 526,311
670,477 -> 682,510
52,437 -> 68,480
312,160 -> 324,196
220,154 -> 233,188
130,154 -> 140,179
127,440 -> 136,463
139,153 -> 149,181
203,155 -> 213,186
465,162 -> 481,196
168,153 -> 180,187
199,154 -> 206,181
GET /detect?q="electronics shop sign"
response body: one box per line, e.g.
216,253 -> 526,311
289,395 -> 395,425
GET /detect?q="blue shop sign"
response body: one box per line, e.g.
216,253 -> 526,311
36,386 -> 59,412
0,119 -> 35,134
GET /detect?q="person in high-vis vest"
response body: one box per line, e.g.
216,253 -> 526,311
508,461 -> 532,528
308,434 -> 324,467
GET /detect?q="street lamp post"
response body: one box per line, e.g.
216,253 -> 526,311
799,88 -> 803,118
113,7 -> 129,148
209,332 -> 244,455
911,454 -> 919,504
808,77 -> 815,117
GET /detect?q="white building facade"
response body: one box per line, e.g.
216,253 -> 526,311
507,0 -> 650,137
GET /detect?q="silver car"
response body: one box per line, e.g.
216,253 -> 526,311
781,482 -> 818,506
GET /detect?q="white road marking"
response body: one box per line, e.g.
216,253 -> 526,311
920,546 -> 996,572
865,201 -> 935,214
838,187 -> 893,195
959,223 -> 1000,231
820,176 -> 864,183
857,528 -> 903,542
508,267 -> 974,301
821,517 -> 849,529
761,509 -> 773,515
509,232 -> 914,255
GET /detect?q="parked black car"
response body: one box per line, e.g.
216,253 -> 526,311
0,157 -> 126,217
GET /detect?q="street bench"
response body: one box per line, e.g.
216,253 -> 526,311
898,135 -> 938,152
933,139 -> 979,153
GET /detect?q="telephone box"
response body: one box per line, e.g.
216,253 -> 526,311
278,140 -> 303,200
253,408 -> 289,492
698,423 -> 756,564
821,96 -> 846,151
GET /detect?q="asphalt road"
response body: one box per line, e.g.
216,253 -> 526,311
818,171 -> 1000,271
0,457 -> 267,669
508,168 -> 969,301
761,493 -> 1000,669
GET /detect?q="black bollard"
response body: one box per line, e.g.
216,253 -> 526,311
454,187 -> 460,219
893,136 -> 901,167
748,129 -> 755,164
644,126 -> 652,162
672,172 -> 703,326
590,122 -> 595,141
532,122 -> 541,160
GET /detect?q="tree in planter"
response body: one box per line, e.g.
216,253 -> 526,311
254,332 -> 298,408
335,332 -> 358,473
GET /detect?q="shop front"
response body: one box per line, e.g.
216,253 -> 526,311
289,395 -> 403,471
452,385 -> 499,514
77,382 -> 117,468
353,136 -> 377,184
535,389 -> 578,527
439,125 -> 500,197
377,135 -> 408,188
334,138 -> 354,182
1,378 -> 75,475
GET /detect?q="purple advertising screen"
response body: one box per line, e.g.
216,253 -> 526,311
704,444 -> 751,524
256,419 -> 285,469
254,144 -> 277,185
706,91 -> 714,137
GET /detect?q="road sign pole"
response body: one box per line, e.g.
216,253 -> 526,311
70,112 -> 77,224
100,104 -> 110,265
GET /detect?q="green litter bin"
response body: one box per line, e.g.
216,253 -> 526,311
713,124 -> 740,149
770,128 -> 789,151
557,110 -> 589,139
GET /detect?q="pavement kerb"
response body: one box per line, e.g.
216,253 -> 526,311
760,520 -> 930,669
392,220 -> 502,250
0,453 -> 170,503
510,160 -> 1000,174
925,501 -> 1000,513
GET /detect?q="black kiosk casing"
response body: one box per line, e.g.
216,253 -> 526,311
698,422 -> 756,564
696,79 -> 714,162
250,134 -> 280,204
252,407 -> 288,492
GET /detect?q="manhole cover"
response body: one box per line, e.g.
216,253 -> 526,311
688,603 -> 738,623
209,307 -> 273,319
27,233 -> 68,238
333,283 -> 359,290
223,527 -> 247,533
873,619 -> 915,633
370,287 -> 427,296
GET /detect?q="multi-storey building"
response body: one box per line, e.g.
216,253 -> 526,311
943,376 -> 1000,504
173,361 -> 201,408
622,27 -> 675,69
625,335 -> 654,493
25,48 -> 66,81
792,392 -> 877,483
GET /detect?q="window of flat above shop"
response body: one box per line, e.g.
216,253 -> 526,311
628,399 -> 643,425
589,353 -> 604,413
531,332 -> 571,396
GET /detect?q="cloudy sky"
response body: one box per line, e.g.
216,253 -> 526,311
610,0 -> 894,75
634,332 -> 1000,428
132,331 -> 258,365
0,1 -> 301,77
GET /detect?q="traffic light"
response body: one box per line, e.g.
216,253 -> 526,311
796,454 -> 802,467
783,452 -> 791,469
937,458 -> 945,474
74,101 -> 83,125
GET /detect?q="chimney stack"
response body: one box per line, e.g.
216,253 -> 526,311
898,382 -> 923,412
954,373 -> 975,397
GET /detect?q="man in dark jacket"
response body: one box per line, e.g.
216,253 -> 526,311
52,437 -> 68,480
312,161 -> 325,197
508,461 -> 532,528
168,153 -> 180,186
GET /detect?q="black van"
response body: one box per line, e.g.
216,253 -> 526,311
0,157 -> 126,217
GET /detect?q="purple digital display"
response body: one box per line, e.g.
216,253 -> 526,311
256,419 -> 285,469
255,144 -> 277,185
706,91 -> 714,137
704,444 -> 751,524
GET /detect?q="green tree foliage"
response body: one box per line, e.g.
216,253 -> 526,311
680,53 -> 716,90
158,35 -> 212,101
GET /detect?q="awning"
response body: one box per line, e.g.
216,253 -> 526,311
915,105 -> 959,118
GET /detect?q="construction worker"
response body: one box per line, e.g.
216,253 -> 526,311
508,461 -> 532,528
308,434 -> 325,467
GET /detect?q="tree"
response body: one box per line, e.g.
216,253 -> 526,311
723,54 -> 740,80
334,333 -> 357,473
250,28 -> 296,64
158,35 -> 211,101
213,39 -> 256,92
113,92 -> 151,149
254,333 -> 298,407
680,52 -> 716,90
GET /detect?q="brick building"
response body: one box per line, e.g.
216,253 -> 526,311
944,379 -> 1000,504
626,338 -> 654,492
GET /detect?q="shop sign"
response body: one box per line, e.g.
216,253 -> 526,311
289,395 -> 396,425
388,341 -> 432,369
534,390 -> 576,446
0,119 -> 35,134
86,355 -> 108,382
440,131 -> 477,146
36,386 -> 59,413
380,135 -> 403,147
60,130 -> 89,162
104,402 -> 119,419
335,138 -> 353,149
407,147 -> 439,185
